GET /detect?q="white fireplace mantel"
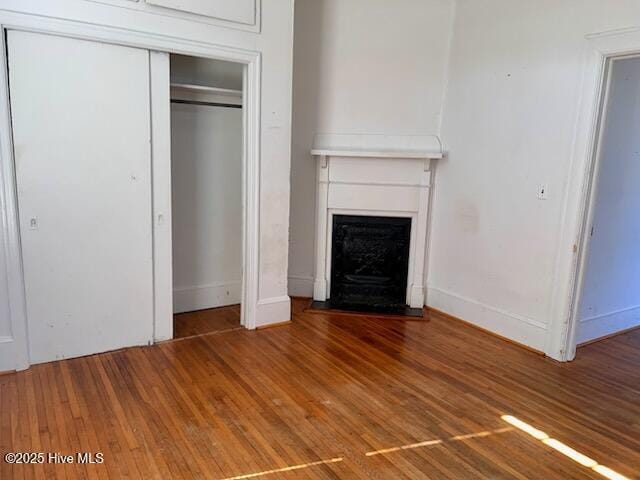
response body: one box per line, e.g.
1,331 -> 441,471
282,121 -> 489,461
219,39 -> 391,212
311,148 -> 443,160
311,134 -> 443,309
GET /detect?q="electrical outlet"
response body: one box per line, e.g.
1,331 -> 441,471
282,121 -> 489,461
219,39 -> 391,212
537,184 -> 548,200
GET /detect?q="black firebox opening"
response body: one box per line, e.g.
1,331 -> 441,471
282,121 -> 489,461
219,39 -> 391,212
329,215 -> 411,312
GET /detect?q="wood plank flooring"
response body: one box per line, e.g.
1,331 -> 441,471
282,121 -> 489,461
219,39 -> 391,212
1,298 -> 639,479
173,305 -> 241,339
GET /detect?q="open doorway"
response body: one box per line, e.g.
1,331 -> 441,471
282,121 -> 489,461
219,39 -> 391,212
169,54 -> 244,339
573,55 -> 640,350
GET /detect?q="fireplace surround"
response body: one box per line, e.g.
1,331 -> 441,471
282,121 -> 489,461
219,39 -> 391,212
311,134 -> 442,312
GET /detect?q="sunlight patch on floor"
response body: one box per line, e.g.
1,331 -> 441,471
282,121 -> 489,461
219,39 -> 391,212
501,415 -> 629,480
220,419 -> 630,480
365,439 -> 443,456
220,457 -> 344,480
222,427 -> 514,479
365,427 -> 513,457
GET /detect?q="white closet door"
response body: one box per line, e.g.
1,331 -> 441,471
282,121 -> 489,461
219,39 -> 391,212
7,31 -> 153,364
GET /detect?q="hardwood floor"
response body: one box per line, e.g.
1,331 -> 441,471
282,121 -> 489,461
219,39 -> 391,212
173,305 -> 241,339
1,298 -> 639,479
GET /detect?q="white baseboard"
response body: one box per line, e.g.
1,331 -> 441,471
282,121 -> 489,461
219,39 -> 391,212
288,275 -> 314,297
255,295 -> 291,328
173,281 -> 241,314
426,286 -> 547,352
577,304 -> 640,344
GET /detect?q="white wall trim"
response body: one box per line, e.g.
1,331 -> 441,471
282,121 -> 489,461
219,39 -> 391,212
0,25 -> 29,371
313,133 -> 442,155
150,50 -> 174,342
428,286 -> 547,330
427,286 -> 547,352
84,0 -> 263,33
580,303 -> 640,323
585,26 -> 640,40
577,304 -> 640,344
328,181 -> 430,188
242,53 -> 262,329
547,27 -> 640,362
173,281 -> 242,313
255,295 -> 291,327
258,295 -> 291,305
288,275 -> 314,297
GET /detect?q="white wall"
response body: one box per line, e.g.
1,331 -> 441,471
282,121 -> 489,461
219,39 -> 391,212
288,0 -> 455,296
576,57 -> 640,344
171,93 -> 243,313
428,0 -> 640,352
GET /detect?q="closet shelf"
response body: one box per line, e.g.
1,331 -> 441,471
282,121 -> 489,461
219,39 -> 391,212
170,82 -> 242,97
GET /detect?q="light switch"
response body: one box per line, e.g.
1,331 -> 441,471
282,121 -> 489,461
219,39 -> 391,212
29,217 -> 38,230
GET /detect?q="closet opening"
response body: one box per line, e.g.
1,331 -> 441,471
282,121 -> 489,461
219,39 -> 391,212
169,54 -> 244,339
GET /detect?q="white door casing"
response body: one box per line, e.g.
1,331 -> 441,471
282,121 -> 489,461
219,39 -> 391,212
547,28 -> 640,361
0,29 -> 28,371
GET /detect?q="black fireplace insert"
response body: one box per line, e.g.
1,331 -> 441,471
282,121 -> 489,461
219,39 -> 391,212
328,214 -> 411,312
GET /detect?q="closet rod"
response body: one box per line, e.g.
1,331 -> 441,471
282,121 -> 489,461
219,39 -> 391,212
170,99 -> 242,109
170,82 -> 242,97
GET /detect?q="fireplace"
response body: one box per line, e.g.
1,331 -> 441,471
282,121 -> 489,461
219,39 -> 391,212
310,134 -> 442,315
330,215 -> 411,311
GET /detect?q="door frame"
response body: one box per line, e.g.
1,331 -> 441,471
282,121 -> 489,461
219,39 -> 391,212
546,28 -> 640,361
0,10 -> 261,370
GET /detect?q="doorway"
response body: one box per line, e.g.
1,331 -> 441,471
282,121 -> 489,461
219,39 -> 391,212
572,55 -> 640,350
169,54 -> 244,339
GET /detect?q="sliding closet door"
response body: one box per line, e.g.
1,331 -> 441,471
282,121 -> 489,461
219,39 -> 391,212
7,31 -> 153,363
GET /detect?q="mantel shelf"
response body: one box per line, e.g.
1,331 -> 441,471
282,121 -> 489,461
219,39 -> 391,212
310,148 -> 443,160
